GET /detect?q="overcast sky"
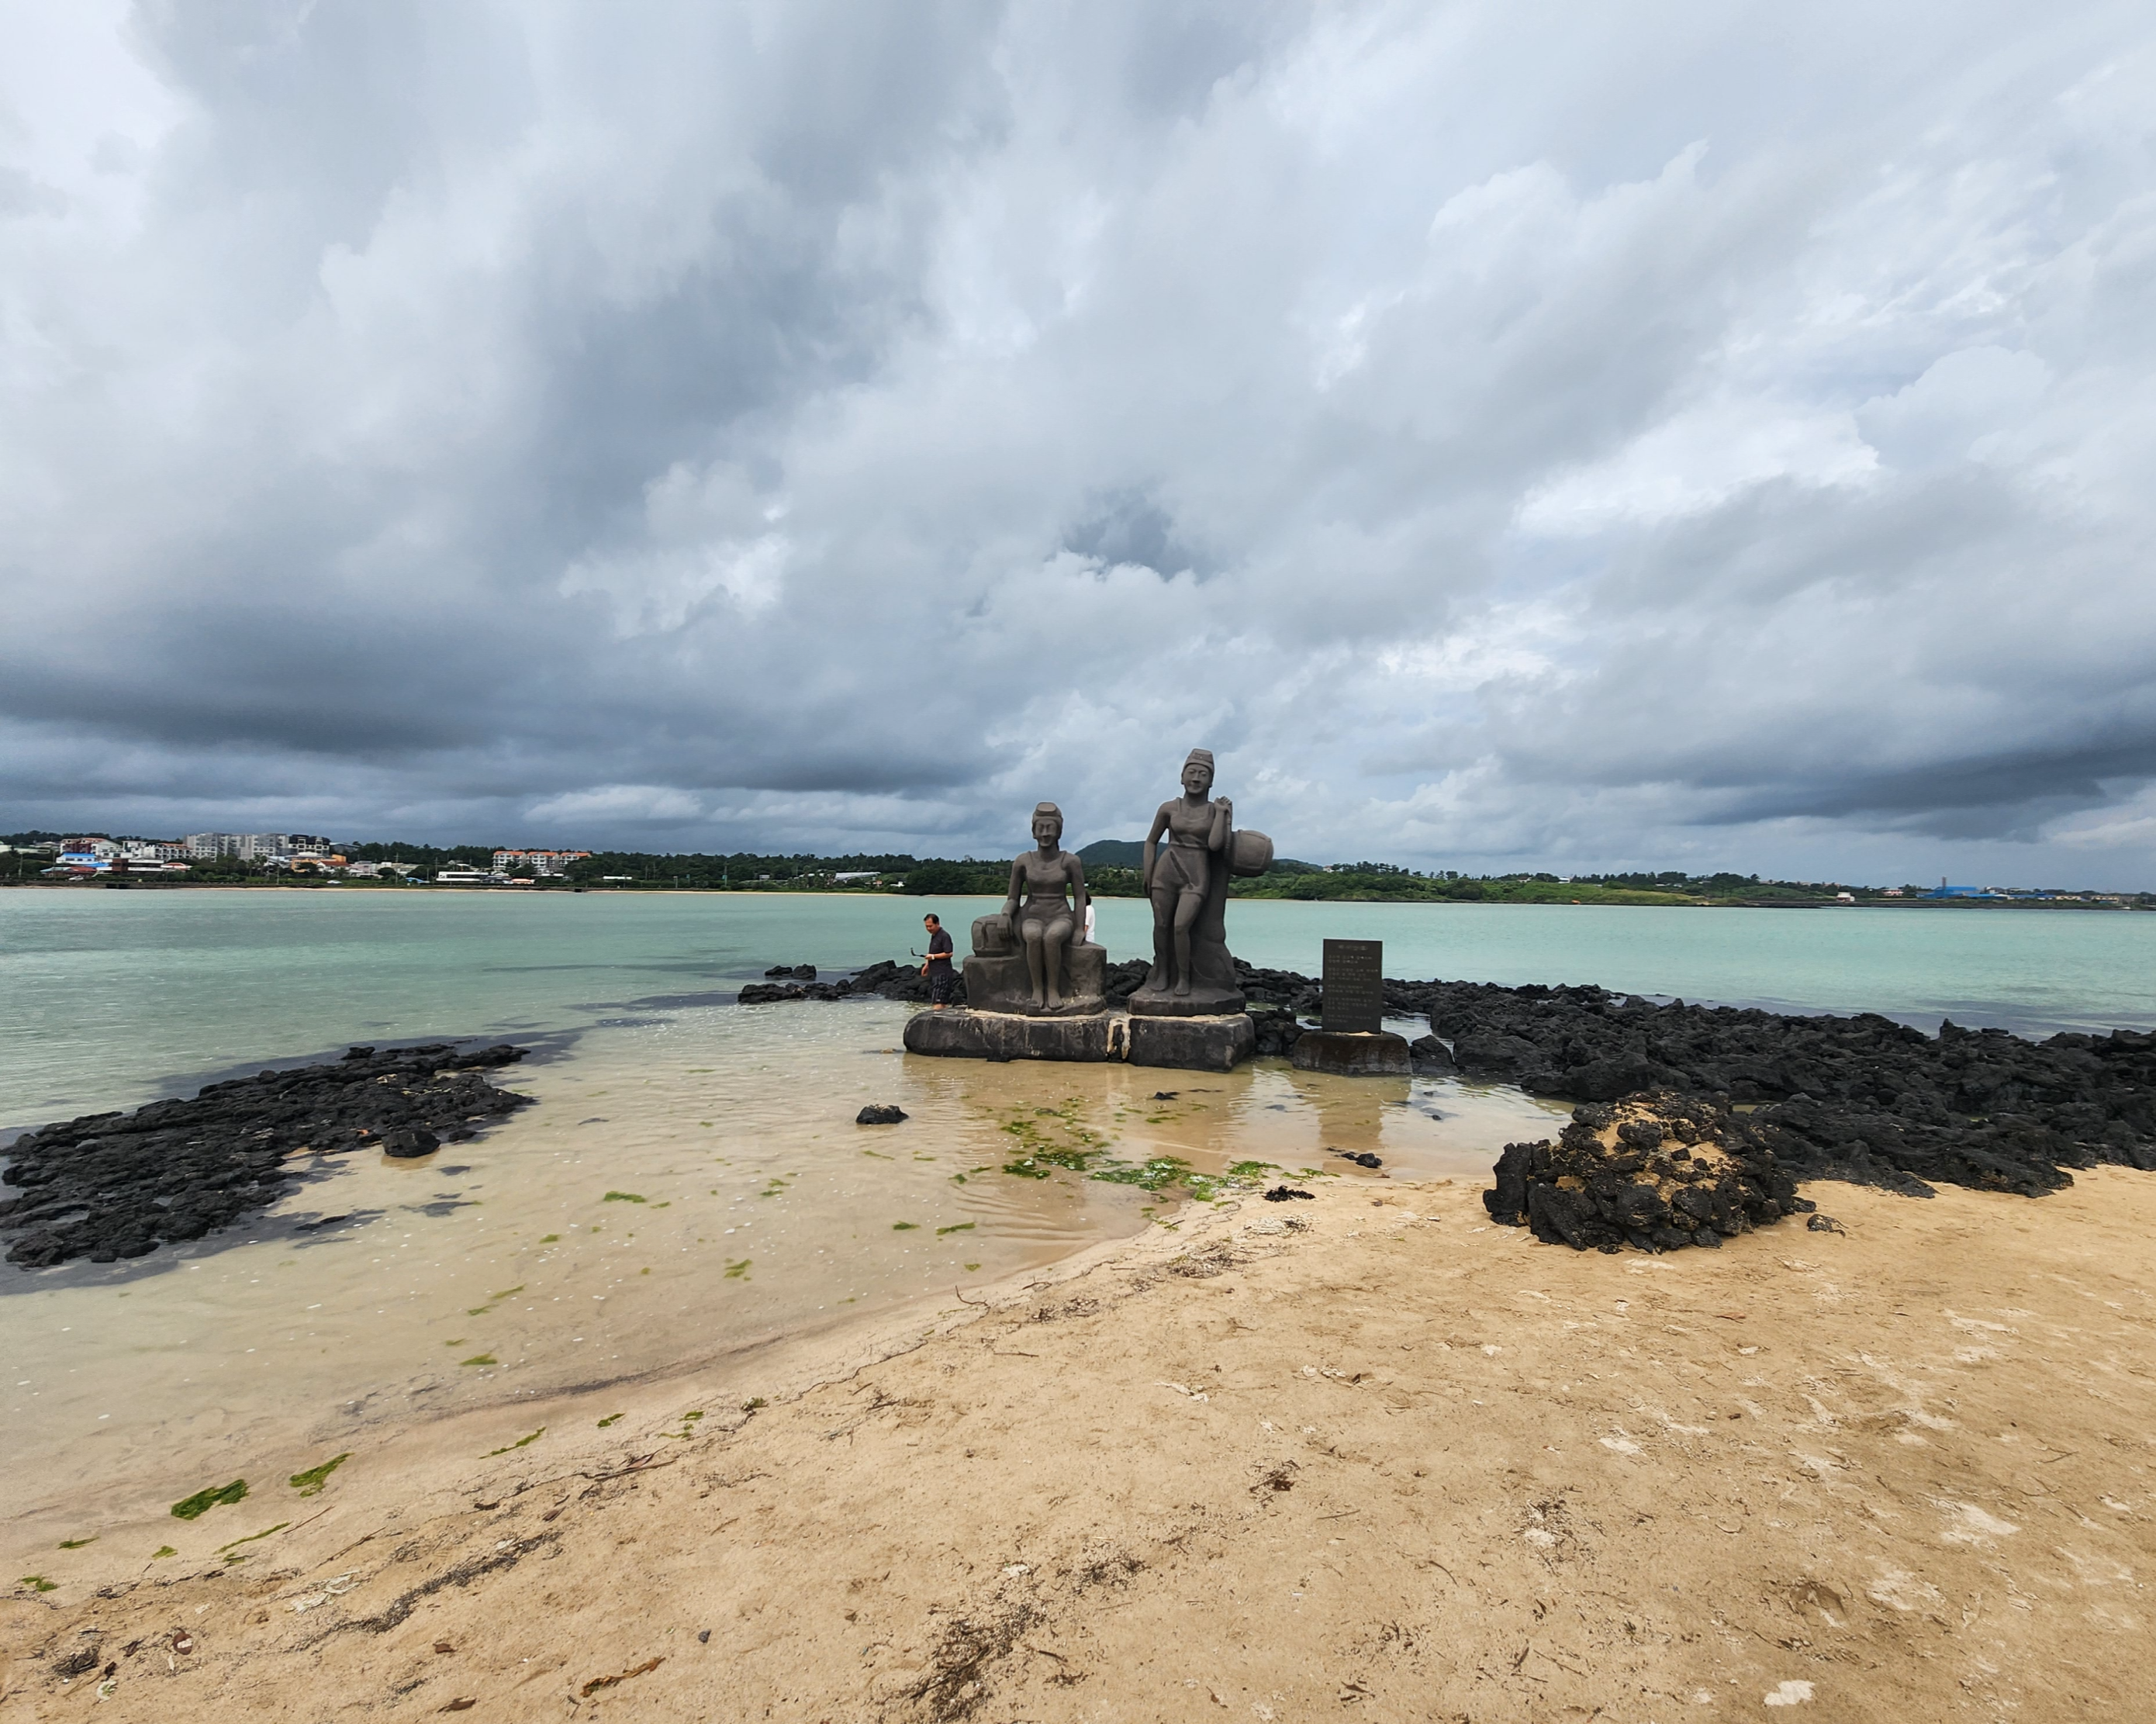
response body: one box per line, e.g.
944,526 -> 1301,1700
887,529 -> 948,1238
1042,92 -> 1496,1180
3,2 -> 2153,883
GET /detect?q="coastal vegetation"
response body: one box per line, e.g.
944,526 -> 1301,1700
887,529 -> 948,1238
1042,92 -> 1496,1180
5,830 -> 2147,905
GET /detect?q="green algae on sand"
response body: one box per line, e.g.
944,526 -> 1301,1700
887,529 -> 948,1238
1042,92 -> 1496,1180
482,1427 -> 544,1457
289,1453 -> 351,1497
218,1522 -> 289,1558
171,1480 -> 248,1521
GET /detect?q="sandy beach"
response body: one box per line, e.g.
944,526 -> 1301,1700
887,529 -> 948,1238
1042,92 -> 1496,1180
6,1163 -> 2153,1722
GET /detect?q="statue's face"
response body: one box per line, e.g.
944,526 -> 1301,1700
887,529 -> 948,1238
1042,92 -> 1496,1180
1182,762 -> 1213,795
1033,817 -> 1059,847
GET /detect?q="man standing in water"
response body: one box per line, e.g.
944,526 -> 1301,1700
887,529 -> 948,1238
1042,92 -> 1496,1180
920,913 -> 956,1008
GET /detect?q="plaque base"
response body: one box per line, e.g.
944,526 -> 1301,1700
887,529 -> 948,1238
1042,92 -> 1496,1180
1290,1029 -> 1412,1078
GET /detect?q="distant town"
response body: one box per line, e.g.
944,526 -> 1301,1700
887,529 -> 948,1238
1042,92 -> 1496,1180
1,830 -> 2148,909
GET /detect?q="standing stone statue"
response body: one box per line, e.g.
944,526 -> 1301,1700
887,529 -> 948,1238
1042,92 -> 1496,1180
1128,748 -> 1272,1017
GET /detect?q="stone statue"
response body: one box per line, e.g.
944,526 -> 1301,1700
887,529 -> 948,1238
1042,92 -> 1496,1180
961,803 -> 1108,1017
1128,748 -> 1272,1017
999,803 -> 1090,1011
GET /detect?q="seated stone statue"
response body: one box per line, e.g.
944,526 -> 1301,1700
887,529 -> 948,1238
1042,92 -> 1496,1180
963,803 -> 1107,1016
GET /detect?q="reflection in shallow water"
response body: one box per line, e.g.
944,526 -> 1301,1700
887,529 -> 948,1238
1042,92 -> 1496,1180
2,1000 -> 1567,1560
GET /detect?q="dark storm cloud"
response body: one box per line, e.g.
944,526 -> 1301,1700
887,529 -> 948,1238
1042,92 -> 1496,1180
2,1 -> 2154,883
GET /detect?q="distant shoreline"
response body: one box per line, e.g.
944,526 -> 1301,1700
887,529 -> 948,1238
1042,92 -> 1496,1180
1,879 -> 2147,909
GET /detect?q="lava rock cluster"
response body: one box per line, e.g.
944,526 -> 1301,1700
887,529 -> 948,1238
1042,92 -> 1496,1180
1387,978 -> 2156,1197
1484,1093 -> 1803,1252
1,1043 -> 532,1270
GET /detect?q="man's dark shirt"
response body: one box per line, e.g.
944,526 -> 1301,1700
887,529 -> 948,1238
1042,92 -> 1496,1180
926,928 -> 954,973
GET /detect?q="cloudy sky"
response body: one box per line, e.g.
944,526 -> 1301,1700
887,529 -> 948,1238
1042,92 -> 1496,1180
3,2 -> 2153,883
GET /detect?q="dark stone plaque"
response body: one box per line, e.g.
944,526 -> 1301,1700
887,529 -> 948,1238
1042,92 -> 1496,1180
1321,938 -> 1385,1035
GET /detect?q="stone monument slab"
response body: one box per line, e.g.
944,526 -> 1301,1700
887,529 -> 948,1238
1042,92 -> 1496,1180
1321,938 -> 1386,1034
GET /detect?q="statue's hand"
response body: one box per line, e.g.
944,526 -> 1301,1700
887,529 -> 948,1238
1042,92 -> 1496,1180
1214,796 -> 1233,821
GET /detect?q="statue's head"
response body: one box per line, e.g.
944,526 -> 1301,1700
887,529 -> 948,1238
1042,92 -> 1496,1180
1031,802 -> 1063,848
1180,748 -> 1214,796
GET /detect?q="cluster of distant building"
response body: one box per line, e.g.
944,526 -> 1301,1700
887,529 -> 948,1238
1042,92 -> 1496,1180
440,851 -> 594,886
7,834 -> 592,886
1915,879 -> 2135,903
21,832 -> 349,878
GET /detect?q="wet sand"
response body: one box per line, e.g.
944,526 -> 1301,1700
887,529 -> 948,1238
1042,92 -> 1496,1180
6,1163 -> 2153,1721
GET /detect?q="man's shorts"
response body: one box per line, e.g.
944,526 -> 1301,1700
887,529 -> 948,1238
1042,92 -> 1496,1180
928,968 -> 957,1005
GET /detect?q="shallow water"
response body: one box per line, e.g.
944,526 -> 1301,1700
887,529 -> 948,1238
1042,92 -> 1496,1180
1,995 -> 1563,1553
5,890 -> 2153,1129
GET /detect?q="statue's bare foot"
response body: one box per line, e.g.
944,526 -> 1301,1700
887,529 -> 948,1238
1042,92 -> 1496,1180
1173,978 -> 1191,997
1031,990 -> 1048,1011
1045,990 -> 1063,1011
1143,967 -> 1167,992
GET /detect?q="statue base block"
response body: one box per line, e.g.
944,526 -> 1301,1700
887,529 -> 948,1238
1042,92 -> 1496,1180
1123,1013 -> 1254,1073
900,1009 -> 1254,1071
1290,1030 -> 1412,1078
903,1010 -> 1114,1063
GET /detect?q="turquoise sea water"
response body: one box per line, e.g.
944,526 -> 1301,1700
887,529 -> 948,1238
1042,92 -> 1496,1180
5,889 -> 2154,1128
5,884 -> 2154,1576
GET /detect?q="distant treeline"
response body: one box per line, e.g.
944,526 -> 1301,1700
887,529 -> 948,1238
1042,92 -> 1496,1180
5,831 -> 2150,906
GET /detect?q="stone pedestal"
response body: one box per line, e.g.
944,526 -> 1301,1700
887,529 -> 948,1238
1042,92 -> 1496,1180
1291,1029 -> 1412,1077
1123,1013 -> 1254,1073
961,940 -> 1107,1017
1125,982 -> 1247,1017
904,1010 -> 1114,1062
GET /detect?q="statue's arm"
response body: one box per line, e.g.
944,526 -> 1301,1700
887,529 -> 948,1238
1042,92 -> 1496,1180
1208,795 -> 1232,852
1002,859 -> 1023,921
1142,804 -> 1170,891
1069,857 -> 1090,938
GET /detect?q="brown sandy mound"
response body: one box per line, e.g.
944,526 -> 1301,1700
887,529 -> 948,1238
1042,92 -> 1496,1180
6,1172 -> 2154,1720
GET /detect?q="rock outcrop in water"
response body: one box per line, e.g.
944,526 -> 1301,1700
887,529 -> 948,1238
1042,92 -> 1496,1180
755,955 -> 2156,1202
1484,1093 -> 1802,1252
1385,978 -> 2156,1198
0,1043 -> 533,1270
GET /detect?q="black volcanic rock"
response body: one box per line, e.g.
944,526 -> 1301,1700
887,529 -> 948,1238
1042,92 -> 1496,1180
1483,1092 -> 1797,1253
1,1043 -> 534,1270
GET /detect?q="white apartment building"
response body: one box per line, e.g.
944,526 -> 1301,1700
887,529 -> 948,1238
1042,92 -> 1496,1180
492,849 -> 591,876
184,832 -> 292,860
